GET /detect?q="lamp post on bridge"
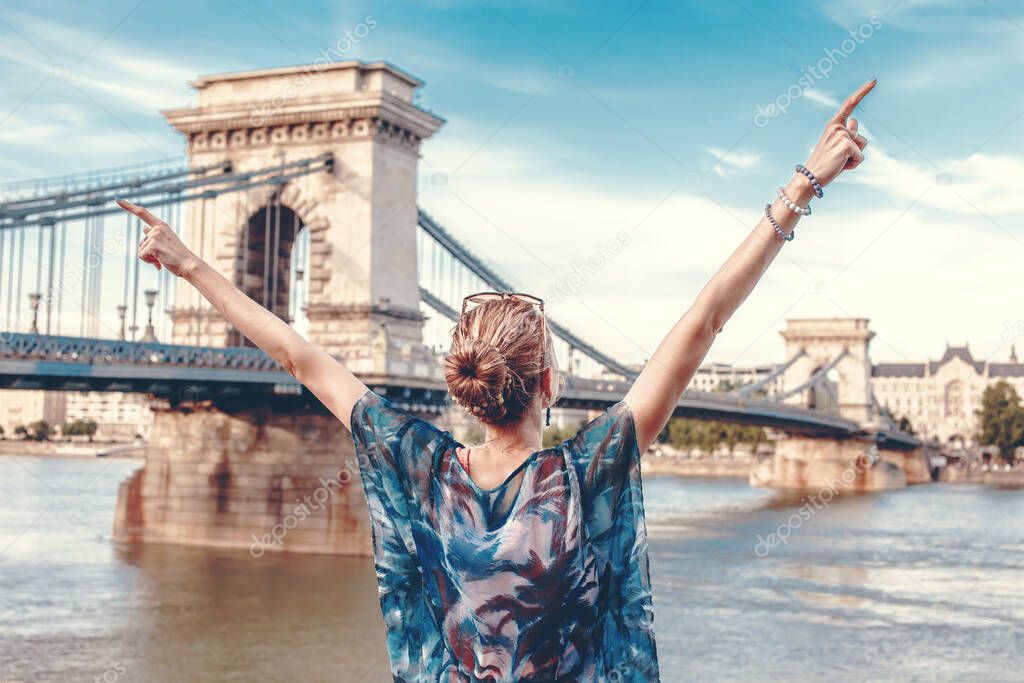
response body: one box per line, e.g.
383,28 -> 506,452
28,292 -> 41,334
117,305 -> 128,341
140,289 -> 158,343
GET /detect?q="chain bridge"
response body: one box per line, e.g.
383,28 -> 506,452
0,61 -> 922,555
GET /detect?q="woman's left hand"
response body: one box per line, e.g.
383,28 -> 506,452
801,79 -> 876,188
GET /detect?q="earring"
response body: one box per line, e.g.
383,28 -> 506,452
545,406 -> 551,427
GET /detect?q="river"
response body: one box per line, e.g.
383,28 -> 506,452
1,456 -> 1021,682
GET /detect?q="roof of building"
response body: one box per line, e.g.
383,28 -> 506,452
873,344 -> 1023,378
872,363 -> 926,378
929,345 -> 985,373
189,60 -> 425,88
989,363 -> 1024,377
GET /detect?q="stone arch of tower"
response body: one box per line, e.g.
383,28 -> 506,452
232,182 -> 330,306
243,200 -> 299,310
806,364 -> 839,412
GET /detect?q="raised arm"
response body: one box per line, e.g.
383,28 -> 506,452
116,199 -> 367,429
623,79 -> 876,451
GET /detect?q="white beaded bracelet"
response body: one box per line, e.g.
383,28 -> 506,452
777,187 -> 812,216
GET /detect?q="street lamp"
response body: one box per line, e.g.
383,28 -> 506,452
141,289 -> 158,343
117,304 -> 128,341
28,292 -> 41,334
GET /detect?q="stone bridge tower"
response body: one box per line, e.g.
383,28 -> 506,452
780,318 -> 877,426
114,62 -> 445,557
752,318 -> 925,493
162,61 -> 444,382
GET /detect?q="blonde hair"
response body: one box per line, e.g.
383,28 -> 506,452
444,297 -> 557,425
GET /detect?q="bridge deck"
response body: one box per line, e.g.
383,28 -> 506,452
0,333 -> 922,447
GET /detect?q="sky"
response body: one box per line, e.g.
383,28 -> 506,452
0,0 -> 1022,370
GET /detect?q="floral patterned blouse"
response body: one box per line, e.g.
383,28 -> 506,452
350,390 -> 660,682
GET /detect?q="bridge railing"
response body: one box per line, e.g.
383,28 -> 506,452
0,335 -> 829,410
0,333 -> 283,372
0,333 -> 889,439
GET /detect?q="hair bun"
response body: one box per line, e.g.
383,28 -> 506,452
444,338 -> 510,422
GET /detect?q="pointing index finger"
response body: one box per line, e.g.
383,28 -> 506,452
116,199 -> 162,227
833,78 -> 877,123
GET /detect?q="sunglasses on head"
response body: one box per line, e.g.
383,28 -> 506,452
460,291 -> 563,393
460,292 -> 544,316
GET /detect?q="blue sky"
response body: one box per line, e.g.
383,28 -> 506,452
1,0 -> 1022,368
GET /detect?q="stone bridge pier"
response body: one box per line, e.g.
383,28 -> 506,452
115,401 -> 367,554
113,395 -> 456,556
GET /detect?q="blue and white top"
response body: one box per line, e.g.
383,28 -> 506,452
350,390 -> 660,682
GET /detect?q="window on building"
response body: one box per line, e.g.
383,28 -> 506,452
944,380 -> 963,418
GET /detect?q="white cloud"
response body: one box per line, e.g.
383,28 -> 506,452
889,33 -> 1024,90
0,39 -> 194,116
0,12 -> 206,175
822,0 -> 1016,33
704,146 -> 763,179
849,141 -> 1024,217
0,11 -> 198,110
803,88 -> 839,108
0,106 -> 168,159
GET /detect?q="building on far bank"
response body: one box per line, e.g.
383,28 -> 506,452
691,362 -> 783,396
872,345 -> 1024,447
63,392 -> 155,441
0,390 -> 153,441
0,390 -> 66,437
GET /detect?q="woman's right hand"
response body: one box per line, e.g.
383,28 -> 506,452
802,78 -> 875,189
116,199 -> 201,278
116,201 -> 367,430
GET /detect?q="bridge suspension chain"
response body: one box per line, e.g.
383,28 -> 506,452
417,209 -> 637,380
729,349 -> 806,398
0,155 -> 332,342
0,157 -> 189,203
769,349 -> 849,403
0,154 -> 333,229
0,160 -> 229,212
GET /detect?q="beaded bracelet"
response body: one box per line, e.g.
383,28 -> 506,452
795,164 -> 824,198
765,204 -> 794,242
777,187 -> 812,216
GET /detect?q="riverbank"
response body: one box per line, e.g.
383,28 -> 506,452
941,466 -> 1024,487
642,455 -> 751,478
0,439 -> 145,458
